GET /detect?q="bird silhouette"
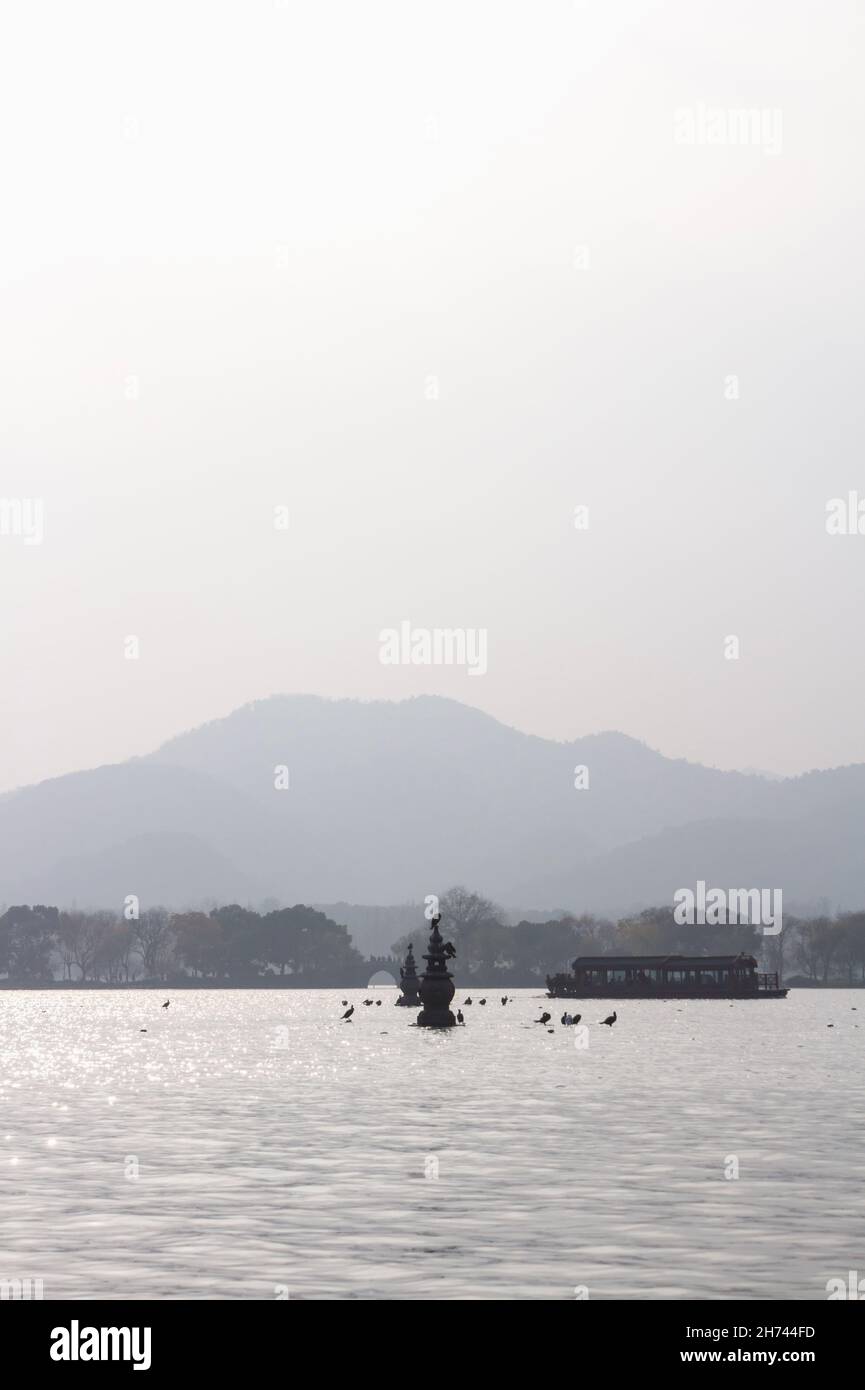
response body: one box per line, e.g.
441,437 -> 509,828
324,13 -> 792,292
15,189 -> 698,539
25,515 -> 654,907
560,1012 -> 571,1025
456,1009 -> 465,1025
479,998 -> 486,1005
363,999 -> 373,1006
464,997 -> 473,1005
572,1013 -> 581,1025
501,996 -> 508,1005
375,999 -> 382,1006
535,1012 -> 551,1025
600,1011 -> 618,1027
139,1028 -> 147,1033
162,1000 -> 170,1009
341,1005 -> 355,1021
341,1000 -> 348,1006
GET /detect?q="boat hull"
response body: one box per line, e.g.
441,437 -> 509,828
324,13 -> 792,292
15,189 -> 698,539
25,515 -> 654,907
546,979 -> 788,1000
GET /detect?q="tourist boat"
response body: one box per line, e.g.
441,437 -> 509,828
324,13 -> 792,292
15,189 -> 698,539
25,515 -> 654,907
546,953 -> 788,999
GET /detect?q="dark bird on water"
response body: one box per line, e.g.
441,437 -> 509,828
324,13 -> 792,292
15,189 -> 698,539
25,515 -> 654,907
600,1011 -> 618,1027
162,1000 -> 170,1009
501,996 -> 508,1005
363,999 -> 373,1005
464,997 -> 473,1005
457,1009 -> 465,1024
341,1000 -> 348,1006
573,1013 -> 581,1025
376,999 -> 382,1006
140,1028 -> 147,1033
341,1005 -> 355,1020
536,1012 -> 551,1025
479,998 -> 486,1005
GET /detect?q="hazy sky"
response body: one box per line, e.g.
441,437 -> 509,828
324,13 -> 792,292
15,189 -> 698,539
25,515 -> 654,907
1,0 -> 863,793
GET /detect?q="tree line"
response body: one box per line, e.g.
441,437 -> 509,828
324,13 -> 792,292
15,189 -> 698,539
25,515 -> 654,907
1,887 -> 864,986
0,903 -> 379,986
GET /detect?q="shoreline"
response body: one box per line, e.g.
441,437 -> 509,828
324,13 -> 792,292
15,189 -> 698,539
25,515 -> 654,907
2,980 -> 863,991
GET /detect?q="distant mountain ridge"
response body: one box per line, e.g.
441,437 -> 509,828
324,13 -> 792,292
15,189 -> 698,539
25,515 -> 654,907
0,694 -> 862,920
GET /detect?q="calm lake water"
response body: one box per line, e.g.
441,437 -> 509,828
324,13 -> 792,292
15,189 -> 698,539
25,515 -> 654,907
0,988 -> 861,1300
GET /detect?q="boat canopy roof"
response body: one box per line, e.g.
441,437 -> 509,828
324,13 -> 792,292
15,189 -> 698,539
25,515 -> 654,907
571,953 -> 758,969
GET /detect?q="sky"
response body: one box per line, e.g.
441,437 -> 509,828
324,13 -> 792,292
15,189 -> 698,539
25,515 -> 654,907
1,0 -> 863,793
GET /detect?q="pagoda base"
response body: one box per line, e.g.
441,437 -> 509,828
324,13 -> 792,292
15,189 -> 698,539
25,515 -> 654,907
417,1007 -> 456,1028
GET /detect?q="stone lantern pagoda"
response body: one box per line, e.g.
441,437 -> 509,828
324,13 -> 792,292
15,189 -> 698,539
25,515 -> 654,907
417,913 -> 456,1028
396,943 -> 421,1007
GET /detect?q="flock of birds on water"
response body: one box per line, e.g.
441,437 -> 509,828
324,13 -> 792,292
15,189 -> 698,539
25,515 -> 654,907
134,996 -> 619,1035
337,996 -> 618,1032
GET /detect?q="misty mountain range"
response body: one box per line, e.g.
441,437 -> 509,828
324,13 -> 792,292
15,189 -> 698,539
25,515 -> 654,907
1,695 -> 862,940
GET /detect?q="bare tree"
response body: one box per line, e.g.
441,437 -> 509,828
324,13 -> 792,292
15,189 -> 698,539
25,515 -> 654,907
133,908 -> 174,980
63,911 -> 112,982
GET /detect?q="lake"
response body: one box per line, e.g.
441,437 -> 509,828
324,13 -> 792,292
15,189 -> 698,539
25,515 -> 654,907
1,988 -> 861,1300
